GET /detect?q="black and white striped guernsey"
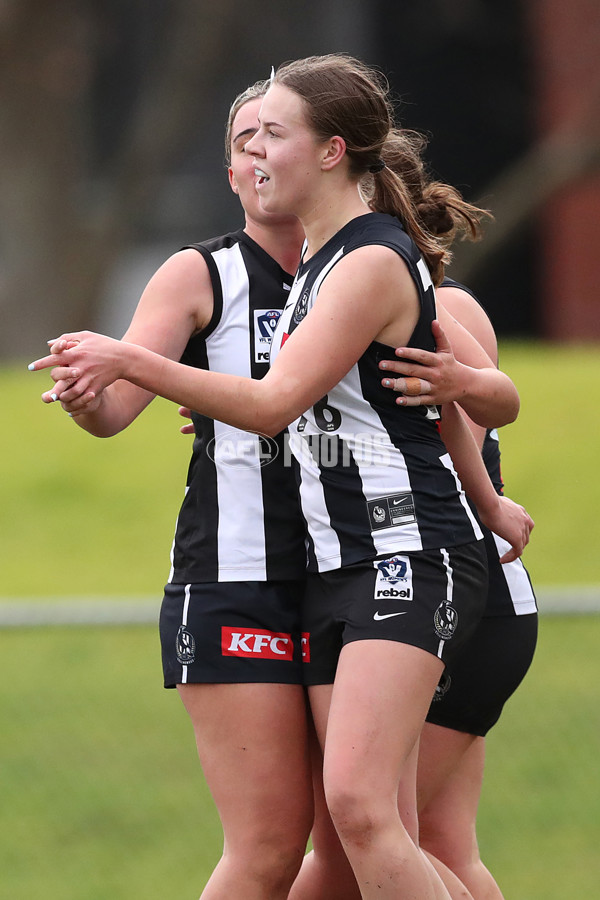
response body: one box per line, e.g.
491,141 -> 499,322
441,276 -> 537,617
270,213 -> 483,573
168,230 -> 306,584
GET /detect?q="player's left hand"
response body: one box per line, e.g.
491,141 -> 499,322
379,319 -> 462,406
29,331 -> 125,412
480,495 -> 534,564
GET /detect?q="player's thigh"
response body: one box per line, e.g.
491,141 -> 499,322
418,723 -> 485,845
323,640 -> 444,801
179,681 -> 313,840
417,722 -> 480,812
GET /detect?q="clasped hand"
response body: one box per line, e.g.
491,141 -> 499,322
28,331 -> 124,415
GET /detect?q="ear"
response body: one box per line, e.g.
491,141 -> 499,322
228,167 -> 239,195
321,135 -> 347,171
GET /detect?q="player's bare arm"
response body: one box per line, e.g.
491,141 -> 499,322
30,245 -> 417,438
379,303 -> 519,427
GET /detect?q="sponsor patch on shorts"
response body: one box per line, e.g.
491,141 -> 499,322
221,626 -> 294,661
373,555 -> 413,601
367,492 -> 416,530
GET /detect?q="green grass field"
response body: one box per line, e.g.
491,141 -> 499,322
2,617 -> 598,900
2,341 -> 600,597
2,344 -> 600,898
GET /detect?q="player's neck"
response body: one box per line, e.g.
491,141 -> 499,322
244,218 -> 304,276
301,185 -> 371,261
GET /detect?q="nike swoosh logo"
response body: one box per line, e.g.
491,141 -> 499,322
392,497 -> 410,506
373,611 -> 408,620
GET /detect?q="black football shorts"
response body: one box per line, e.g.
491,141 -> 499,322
302,541 -> 487,686
426,611 -> 538,735
160,580 -> 306,687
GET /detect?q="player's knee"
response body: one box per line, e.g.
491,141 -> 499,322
324,780 -> 387,850
244,830 -> 307,891
420,812 -> 477,872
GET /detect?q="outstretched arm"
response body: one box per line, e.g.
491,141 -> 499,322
439,401 -> 533,562
29,245 -> 418,437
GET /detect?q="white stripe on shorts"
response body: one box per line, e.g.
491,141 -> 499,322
437,548 -> 453,658
181,583 -> 191,684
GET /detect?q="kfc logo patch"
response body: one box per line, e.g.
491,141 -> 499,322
221,627 -> 294,660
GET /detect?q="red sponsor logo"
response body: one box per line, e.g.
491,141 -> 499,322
301,632 -> 310,662
280,332 -> 290,348
221,627 -> 294,661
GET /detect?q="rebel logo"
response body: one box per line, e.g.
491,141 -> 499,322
221,627 -> 294,660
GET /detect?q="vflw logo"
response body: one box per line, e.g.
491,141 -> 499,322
373,555 -> 413,601
221,626 -> 293,660
375,556 -> 408,583
254,309 -> 281,363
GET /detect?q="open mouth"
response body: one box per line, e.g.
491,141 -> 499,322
254,167 -> 270,187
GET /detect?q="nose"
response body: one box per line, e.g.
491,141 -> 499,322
245,130 -> 263,157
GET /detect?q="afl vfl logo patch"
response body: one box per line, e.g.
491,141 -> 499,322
375,556 -> 408,584
254,309 -> 281,363
176,625 -> 196,665
434,602 -> 458,640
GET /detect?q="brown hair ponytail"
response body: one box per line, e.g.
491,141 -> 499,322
274,54 -> 490,285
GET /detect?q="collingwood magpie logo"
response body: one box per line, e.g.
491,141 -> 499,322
434,602 -> 458,640
432,670 -> 452,702
371,505 -> 386,525
176,625 -> 196,665
293,291 -> 310,324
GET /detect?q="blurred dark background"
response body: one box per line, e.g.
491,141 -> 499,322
1,0 -> 599,359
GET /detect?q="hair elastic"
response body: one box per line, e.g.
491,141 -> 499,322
368,158 -> 386,173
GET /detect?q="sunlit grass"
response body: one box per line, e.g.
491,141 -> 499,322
3,341 -> 599,596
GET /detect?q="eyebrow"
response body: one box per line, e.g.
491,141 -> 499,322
232,126 -> 257,145
260,119 -> 285,130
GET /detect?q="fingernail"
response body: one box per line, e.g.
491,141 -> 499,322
382,379 -> 391,387
51,393 -> 58,402
67,412 -> 73,418
380,361 -> 388,369
27,363 -> 35,371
